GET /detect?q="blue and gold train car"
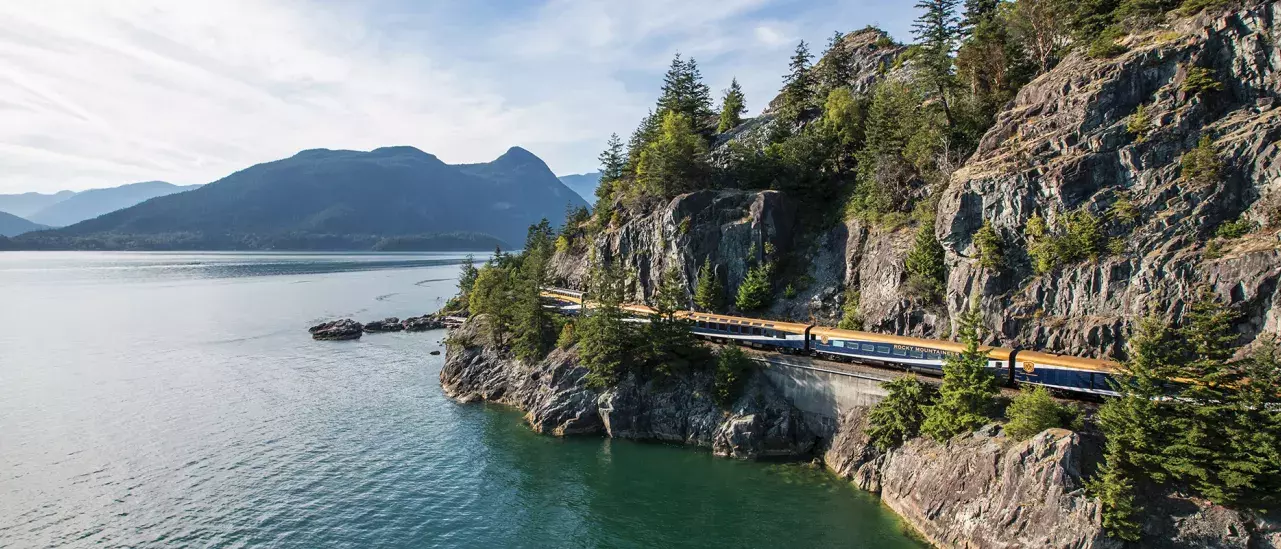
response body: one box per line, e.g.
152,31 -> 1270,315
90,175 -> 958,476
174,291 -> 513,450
808,326 -> 1015,378
684,312 -> 811,351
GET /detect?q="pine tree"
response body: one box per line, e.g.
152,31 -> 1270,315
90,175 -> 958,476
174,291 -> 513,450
819,31 -> 854,94
647,265 -> 700,377
635,111 -> 710,197
627,110 -> 662,171
457,254 -> 478,296
867,375 -> 938,450
735,263 -> 773,312
511,220 -> 556,363
693,258 -> 724,312
599,133 -> 626,184
921,301 -> 999,441
578,261 -> 638,387
1222,339 -> 1281,508
780,41 -> 815,124
905,219 -> 947,300
974,219 -> 1004,271
657,54 -> 714,126
959,0 -> 999,37
717,78 -> 747,133
912,0 -> 961,127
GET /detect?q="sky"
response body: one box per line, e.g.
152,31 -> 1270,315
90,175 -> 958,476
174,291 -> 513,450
0,0 -> 917,194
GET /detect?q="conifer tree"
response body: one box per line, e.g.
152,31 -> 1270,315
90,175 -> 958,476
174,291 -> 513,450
867,375 -> 938,450
717,78 -> 747,133
457,254 -> 478,296
599,133 -> 626,184
735,263 -> 773,312
658,54 -> 714,126
974,219 -> 1004,271
693,258 -> 724,312
635,111 -> 710,197
780,41 -> 815,124
647,265 -> 700,376
511,220 -> 556,363
912,0 -> 960,126
578,261 -> 637,387
819,31 -> 854,94
921,301 -> 998,441
959,0 -> 999,38
906,219 -> 947,300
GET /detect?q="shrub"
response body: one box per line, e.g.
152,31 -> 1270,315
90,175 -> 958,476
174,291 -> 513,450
1025,209 -> 1107,274
713,345 -> 755,408
1126,103 -> 1152,142
1180,0 -> 1234,15
736,264 -> 773,311
1215,218 -> 1255,239
556,321 -> 577,350
1205,239 -> 1224,260
1107,194 -> 1142,225
1004,385 -> 1083,440
1088,27 -> 1128,59
1182,66 -> 1223,95
1181,136 -> 1223,184
783,283 -> 798,299
838,287 -> 863,330
1108,237 -> 1128,256
694,259 -> 724,312
554,235 -> 570,253
867,375 -> 939,450
974,219 -> 1004,272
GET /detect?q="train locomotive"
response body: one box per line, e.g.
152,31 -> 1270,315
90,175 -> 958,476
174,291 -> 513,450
540,288 -> 1122,397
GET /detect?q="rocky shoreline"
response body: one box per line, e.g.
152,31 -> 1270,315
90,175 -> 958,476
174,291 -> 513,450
308,314 -> 449,340
441,315 -> 1280,548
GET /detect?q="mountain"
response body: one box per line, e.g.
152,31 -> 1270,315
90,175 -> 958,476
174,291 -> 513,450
0,210 -> 48,237
13,146 -> 587,251
557,172 -> 601,202
0,190 -> 76,218
27,181 -> 202,227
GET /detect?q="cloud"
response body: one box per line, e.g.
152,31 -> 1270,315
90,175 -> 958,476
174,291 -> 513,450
0,0 -> 917,193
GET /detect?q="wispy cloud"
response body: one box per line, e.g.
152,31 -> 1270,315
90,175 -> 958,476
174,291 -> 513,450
0,0 -> 915,193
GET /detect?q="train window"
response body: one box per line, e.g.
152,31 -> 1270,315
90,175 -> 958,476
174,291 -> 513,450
833,341 -> 844,348
861,344 -> 875,352
776,331 -> 786,339
910,349 -> 923,358
894,347 -> 907,356
877,345 -> 890,354
751,327 -> 762,336
718,323 -> 727,331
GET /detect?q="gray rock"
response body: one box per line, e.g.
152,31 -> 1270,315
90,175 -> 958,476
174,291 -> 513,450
403,315 -> 445,332
309,319 -> 363,341
363,317 -> 404,333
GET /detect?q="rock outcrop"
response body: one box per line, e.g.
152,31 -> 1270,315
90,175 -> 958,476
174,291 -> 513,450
937,2 -> 1281,357
309,319 -> 363,340
440,315 -> 818,459
403,314 -> 445,332
363,317 -> 404,333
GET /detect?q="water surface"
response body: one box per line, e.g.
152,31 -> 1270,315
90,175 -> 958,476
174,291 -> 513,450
0,252 -> 923,548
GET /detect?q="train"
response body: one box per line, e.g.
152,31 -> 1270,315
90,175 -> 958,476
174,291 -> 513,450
540,288 -> 1122,397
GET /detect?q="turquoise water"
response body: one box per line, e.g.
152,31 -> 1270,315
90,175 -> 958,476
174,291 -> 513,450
0,252 -> 924,548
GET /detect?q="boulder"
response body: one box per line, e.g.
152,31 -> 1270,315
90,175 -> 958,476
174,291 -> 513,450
363,317 -> 404,333
309,319 -> 363,341
403,314 -> 445,332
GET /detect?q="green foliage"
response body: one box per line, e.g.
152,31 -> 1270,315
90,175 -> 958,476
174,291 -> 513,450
922,303 -> 999,441
713,345 -> 755,408
1215,218 -> 1255,239
911,0 -> 962,116
1004,385 -> 1082,440
657,54 -> 714,127
635,111 -> 711,198
1025,209 -> 1107,274
468,264 -> 515,328
556,321 -> 577,350
457,254 -> 479,297
717,78 -> 747,133
598,133 -> 627,189
1088,26 -> 1128,58
867,375 -> 939,450
1180,0 -> 1233,15
694,259 -> 725,313
511,220 -> 556,363
783,283 -> 798,299
1008,0 -> 1071,74
647,266 -> 703,378
838,287 -> 863,330
779,41 -> 815,124
578,261 -> 641,388
906,219 -> 947,300
823,87 -> 867,150
735,263 -> 773,312
1107,193 -> 1142,225
974,219 -> 1004,272
849,79 -> 946,221
1126,103 -> 1152,142
1181,135 -> 1223,185
1088,459 -> 1143,541
1182,66 -> 1223,95
554,235 -> 569,253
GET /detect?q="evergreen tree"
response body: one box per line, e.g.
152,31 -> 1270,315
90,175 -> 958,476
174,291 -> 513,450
867,375 -> 939,450
457,254 -> 479,296
912,0 -> 961,127
1222,339 -> 1281,508
921,302 -> 999,441
635,111 -> 711,197
647,265 -> 700,377
599,133 -> 626,185
905,219 -> 947,300
974,219 -> 1004,271
717,78 -> 747,133
511,220 -> 556,363
627,110 -> 662,171
818,31 -> 854,94
735,263 -> 773,312
693,258 -> 724,312
779,41 -> 815,124
578,261 -> 638,387
658,54 -> 714,126
959,0 -> 999,37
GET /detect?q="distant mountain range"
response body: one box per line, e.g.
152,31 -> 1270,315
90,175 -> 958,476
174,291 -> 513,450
557,172 -> 601,202
0,211 -> 48,237
12,146 -> 587,251
0,190 -> 76,218
26,181 -> 202,227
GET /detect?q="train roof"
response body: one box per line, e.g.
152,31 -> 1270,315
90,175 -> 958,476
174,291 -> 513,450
810,325 -> 1015,359
1016,350 -> 1120,373
682,311 -> 812,332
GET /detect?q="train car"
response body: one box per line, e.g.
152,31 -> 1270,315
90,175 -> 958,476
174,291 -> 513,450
1012,350 -> 1121,397
684,311 -> 810,351
808,326 -> 1015,378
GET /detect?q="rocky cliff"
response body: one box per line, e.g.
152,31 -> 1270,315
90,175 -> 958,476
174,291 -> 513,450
939,1 -> 1281,358
823,407 -> 1281,549
440,315 -> 818,459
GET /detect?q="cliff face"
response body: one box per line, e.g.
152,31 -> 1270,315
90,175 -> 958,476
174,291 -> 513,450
938,2 -> 1281,357
440,315 -> 818,459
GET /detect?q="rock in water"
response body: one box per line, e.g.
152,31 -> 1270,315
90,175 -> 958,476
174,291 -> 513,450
429,350 -> 441,355
363,317 -> 404,333
403,315 -> 445,332
309,319 -> 363,341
